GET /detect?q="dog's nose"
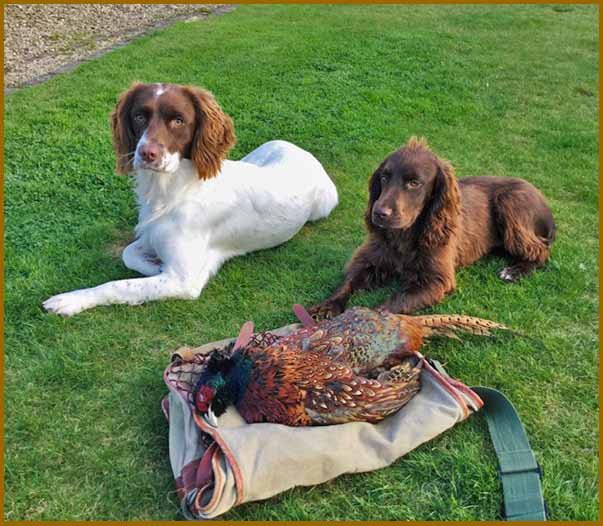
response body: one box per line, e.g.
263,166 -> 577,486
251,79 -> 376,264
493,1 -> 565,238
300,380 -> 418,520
140,143 -> 160,163
373,207 -> 393,221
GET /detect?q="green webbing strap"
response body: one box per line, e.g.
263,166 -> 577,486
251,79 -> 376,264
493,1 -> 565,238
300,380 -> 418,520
428,360 -> 546,521
471,386 -> 547,521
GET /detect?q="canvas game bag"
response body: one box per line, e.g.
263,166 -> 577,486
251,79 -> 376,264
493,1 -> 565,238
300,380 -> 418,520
162,321 -> 484,520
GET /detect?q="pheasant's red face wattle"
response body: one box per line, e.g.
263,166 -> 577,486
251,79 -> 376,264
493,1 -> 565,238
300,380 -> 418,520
194,385 -> 215,412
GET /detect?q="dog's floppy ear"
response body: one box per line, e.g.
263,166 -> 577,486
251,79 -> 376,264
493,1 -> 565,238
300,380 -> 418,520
111,82 -> 144,175
184,86 -> 236,180
365,159 -> 387,230
420,157 -> 461,247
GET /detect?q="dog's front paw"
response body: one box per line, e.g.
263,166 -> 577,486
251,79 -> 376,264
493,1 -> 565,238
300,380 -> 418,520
307,300 -> 344,322
500,266 -> 528,282
43,290 -> 94,316
499,267 -> 515,282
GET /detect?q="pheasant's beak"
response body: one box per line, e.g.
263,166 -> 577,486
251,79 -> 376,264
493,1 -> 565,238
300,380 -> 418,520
206,405 -> 219,427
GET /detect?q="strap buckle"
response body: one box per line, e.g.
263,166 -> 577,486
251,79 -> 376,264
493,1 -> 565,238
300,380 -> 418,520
497,460 -> 544,480
497,458 -> 544,480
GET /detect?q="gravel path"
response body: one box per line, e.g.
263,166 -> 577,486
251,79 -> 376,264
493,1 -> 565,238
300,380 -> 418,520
3,4 -> 234,89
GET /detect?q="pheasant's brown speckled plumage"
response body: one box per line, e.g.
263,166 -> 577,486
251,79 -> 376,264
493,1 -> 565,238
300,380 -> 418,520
196,307 -> 507,426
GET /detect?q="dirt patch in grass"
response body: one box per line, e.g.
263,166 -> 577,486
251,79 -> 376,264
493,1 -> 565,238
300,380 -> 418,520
106,228 -> 134,259
3,4 -> 235,90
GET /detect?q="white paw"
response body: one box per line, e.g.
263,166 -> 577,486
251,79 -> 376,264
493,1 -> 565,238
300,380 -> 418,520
499,268 -> 515,282
43,290 -> 93,316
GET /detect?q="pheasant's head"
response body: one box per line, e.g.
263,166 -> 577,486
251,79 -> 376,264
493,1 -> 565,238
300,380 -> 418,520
193,349 -> 252,417
194,373 -> 226,413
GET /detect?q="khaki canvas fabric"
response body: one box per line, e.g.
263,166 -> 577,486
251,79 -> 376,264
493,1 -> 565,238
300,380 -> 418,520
163,323 -> 483,520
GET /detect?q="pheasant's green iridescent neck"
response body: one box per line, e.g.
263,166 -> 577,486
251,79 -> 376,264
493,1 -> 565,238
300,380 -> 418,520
206,374 -> 227,391
211,351 -> 253,416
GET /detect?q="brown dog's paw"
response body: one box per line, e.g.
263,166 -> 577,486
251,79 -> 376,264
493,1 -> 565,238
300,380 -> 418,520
500,267 -> 518,282
307,300 -> 344,321
500,262 -> 537,282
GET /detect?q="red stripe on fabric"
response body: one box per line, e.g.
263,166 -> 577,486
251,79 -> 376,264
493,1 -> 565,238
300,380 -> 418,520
422,358 -> 470,419
446,377 -> 484,409
181,458 -> 201,491
196,442 -> 217,489
196,447 -> 226,515
193,411 -> 246,505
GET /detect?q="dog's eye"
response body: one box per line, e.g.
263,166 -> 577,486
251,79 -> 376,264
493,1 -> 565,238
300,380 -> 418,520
407,180 -> 422,189
380,173 -> 388,183
172,117 -> 185,127
133,113 -> 146,125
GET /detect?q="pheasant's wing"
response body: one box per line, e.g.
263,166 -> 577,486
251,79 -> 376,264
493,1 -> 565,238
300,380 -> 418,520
302,328 -> 349,361
377,360 -> 420,382
300,308 -> 423,373
278,308 -> 396,368
299,320 -> 379,367
303,361 -> 422,425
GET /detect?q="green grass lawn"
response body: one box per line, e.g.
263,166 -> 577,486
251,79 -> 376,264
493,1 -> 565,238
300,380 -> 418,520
3,4 -> 599,521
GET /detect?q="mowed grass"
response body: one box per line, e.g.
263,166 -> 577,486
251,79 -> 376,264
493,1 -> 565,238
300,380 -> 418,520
3,4 -> 598,521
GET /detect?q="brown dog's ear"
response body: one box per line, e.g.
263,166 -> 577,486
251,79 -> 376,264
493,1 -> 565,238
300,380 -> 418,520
184,86 -> 236,180
420,157 -> 461,247
364,160 -> 387,230
111,82 -> 143,174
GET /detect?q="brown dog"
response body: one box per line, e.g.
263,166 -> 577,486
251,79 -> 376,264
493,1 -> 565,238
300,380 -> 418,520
309,136 -> 556,318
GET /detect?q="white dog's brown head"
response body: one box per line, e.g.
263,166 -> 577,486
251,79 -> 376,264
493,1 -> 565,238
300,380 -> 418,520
111,82 -> 236,179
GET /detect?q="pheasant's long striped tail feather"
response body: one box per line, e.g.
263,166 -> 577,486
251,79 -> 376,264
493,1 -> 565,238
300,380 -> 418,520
412,314 -> 508,338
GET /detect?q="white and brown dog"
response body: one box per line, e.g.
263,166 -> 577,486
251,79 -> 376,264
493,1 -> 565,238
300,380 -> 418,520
43,82 -> 338,316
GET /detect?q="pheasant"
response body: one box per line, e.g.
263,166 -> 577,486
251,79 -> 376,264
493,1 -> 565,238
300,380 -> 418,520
193,306 -> 507,426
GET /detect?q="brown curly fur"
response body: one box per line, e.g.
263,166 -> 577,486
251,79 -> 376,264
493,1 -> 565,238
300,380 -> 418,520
309,136 -> 556,316
111,81 -> 143,175
183,85 -> 236,180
